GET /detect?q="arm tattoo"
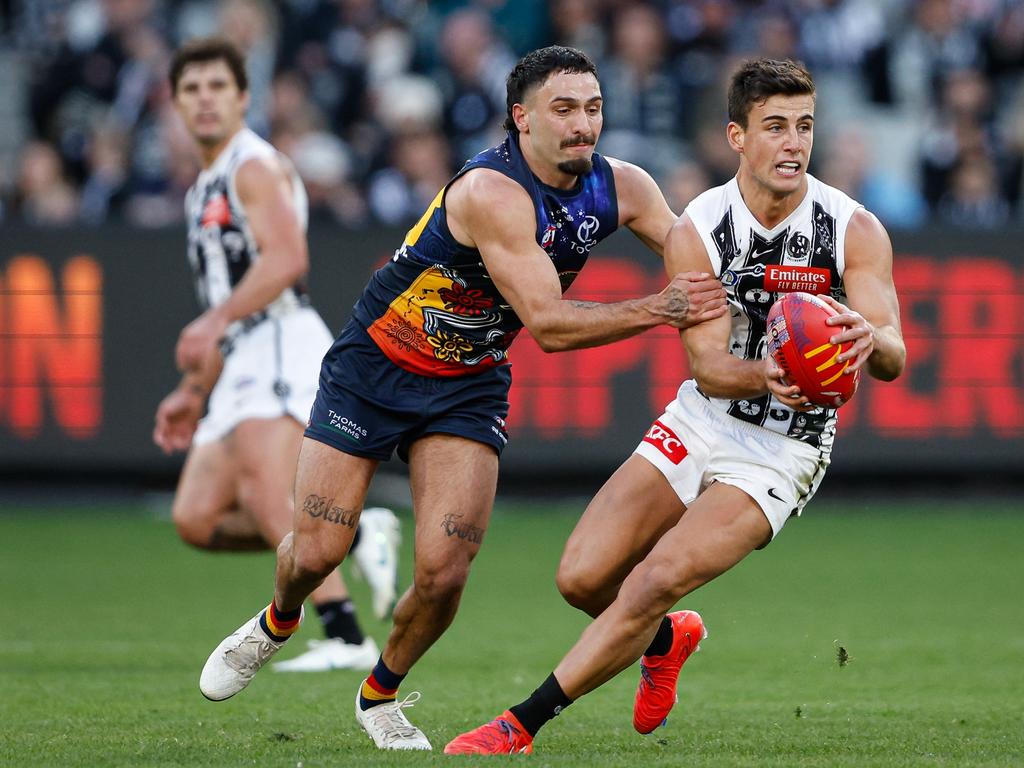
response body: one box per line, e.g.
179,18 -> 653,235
570,300 -> 602,310
302,494 -> 357,528
440,513 -> 485,544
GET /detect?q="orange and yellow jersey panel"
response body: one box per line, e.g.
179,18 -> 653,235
353,132 -> 619,378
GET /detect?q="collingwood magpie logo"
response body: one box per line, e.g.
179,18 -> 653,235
788,232 -> 810,260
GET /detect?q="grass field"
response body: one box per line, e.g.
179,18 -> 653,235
2,497 -> 1023,767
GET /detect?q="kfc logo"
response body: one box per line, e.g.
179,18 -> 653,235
643,420 -> 688,465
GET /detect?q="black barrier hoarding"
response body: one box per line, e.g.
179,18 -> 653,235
1,224 -> 1022,479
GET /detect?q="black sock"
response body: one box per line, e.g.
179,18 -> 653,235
643,616 -> 674,657
509,673 -> 573,737
315,599 -> 364,645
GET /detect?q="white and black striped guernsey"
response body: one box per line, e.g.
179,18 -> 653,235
684,174 -> 862,453
184,128 -> 309,332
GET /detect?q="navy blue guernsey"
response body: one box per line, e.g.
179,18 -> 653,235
357,132 -> 619,377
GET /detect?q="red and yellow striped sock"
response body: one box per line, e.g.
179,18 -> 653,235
358,657 -> 406,710
258,602 -> 302,642
360,673 -> 398,709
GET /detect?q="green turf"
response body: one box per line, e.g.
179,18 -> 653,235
1,499 -> 1022,767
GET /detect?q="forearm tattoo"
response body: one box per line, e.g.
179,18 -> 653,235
302,494 -> 357,528
440,513 -> 485,544
570,300 -> 601,310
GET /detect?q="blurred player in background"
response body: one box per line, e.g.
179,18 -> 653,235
199,45 -> 727,751
153,37 -> 400,673
446,58 -> 907,754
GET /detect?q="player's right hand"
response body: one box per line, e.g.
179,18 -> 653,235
656,272 -> 728,329
153,388 -> 204,454
176,309 -> 229,372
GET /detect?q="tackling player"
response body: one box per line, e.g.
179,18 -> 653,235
198,45 -> 728,750
446,57 -> 906,754
154,38 -> 400,673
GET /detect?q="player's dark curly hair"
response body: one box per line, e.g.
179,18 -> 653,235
503,46 -> 599,133
728,59 -> 815,128
169,36 -> 248,95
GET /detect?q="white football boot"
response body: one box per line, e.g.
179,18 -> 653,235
355,688 -> 432,750
272,636 -> 379,672
200,608 -> 298,700
351,507 -> 401,620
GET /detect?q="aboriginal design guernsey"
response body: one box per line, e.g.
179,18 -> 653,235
353,131 -> 619,377
684,173 -> 862,452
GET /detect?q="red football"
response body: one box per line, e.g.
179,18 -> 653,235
765,292 -> 860,408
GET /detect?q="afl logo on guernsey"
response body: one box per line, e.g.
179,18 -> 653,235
541,224 -> 557,251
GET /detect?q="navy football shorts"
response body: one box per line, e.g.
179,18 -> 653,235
304,321 -> 511,462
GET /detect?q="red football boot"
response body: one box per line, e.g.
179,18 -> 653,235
444,710 -> 534,755
633,610 -> 707,734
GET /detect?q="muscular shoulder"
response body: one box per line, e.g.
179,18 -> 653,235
450,166 -> 528,205
606,157 -> 663,209
234,153 -> 291,202
845,208 -> 892,261
446,167 -> 535,247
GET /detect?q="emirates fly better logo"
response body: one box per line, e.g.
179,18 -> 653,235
763,265 -> 830,294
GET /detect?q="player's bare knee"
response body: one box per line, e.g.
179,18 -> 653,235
174,517 -> 215,549
625,561 -> 688,620
171,502 -> 216,549
413,559 -> 469,604
288,538 -> 343,583
555,562 -> 603,613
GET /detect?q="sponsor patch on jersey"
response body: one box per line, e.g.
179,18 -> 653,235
763,265 -> 830,294
201,194 -> 231,228
576,214 -> 600,243
642,420 -> 688,465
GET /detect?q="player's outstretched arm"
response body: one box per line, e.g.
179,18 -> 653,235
449,170 -> 726,352
669,214 -> 811,409
824,209 -> 905,381
175,155 -> 308,371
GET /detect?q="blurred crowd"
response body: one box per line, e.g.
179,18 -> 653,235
1,0 -> 1023,230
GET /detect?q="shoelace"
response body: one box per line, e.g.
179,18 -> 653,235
225,634 -> 278,674
365,692 -> 424,746
458,718 -> 525,753
496,719 -> 528,753
639,663 -> 656,690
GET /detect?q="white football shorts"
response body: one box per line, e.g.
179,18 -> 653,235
634,380 -> 830,539
194,307 -> 333,445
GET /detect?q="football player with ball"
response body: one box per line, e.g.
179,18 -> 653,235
447,58 -> 906,755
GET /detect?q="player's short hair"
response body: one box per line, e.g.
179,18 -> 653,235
728,59 -> 815,128
504,46 -> 599,133
169,36 -> 248,95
